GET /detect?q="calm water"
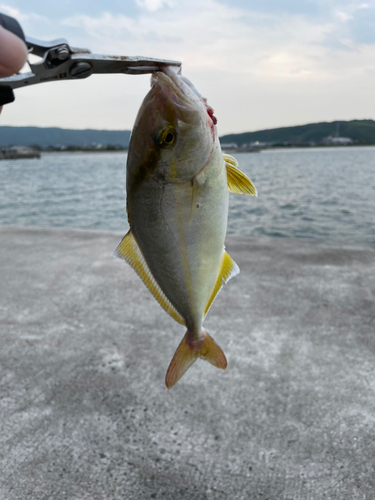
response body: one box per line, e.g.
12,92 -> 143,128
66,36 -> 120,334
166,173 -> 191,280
0,148 -> 374,243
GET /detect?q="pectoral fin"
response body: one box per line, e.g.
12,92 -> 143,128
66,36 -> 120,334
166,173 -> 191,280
114,231 -> 186,326
204,250 -> 240,317
224,154 -> 257,196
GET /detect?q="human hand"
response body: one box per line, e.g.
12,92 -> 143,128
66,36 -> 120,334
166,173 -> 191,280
0,24 -> 28,113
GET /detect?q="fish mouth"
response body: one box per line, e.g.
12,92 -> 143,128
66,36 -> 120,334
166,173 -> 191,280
151,68 -> 217,127
152,68 -> 199,109
151,67 -> 218,144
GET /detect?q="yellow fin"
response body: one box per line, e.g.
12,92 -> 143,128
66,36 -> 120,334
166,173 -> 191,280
204,250 -> 240,317
165,330 -> 227,388
223,154 -> 257,196
114,231 -> 185,326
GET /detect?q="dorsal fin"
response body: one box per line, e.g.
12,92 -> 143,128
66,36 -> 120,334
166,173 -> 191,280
114,231 -> 186,326
223,154 -> 257,196
204,250 -> 240,317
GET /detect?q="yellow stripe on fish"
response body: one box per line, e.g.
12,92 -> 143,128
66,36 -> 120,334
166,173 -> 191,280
114,231 -> 186,326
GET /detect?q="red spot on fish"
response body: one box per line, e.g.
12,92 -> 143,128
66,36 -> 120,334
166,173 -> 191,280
205,114 -> 215,142
207,105 -> 217,125
201,97 -> 217,141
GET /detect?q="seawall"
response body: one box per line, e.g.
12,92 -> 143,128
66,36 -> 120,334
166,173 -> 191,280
1,227 -> 374,499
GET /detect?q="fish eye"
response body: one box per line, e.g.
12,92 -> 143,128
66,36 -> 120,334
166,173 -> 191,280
157,127 -> 176,148
164,132 -> 174,144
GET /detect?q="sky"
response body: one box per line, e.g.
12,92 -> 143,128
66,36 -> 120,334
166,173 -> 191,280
1,0 -> 375,135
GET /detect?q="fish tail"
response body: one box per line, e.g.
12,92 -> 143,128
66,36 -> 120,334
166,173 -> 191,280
165,329 -> 227,389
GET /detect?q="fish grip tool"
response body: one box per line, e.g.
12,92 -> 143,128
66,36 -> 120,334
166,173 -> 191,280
0,12 -> 182,106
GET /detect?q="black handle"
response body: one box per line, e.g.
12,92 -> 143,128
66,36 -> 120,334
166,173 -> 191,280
0,13 -> 25,41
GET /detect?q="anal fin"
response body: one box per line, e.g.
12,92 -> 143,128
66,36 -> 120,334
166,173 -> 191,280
204,250 -> 239,317
114,231 -> 186,326
224,154 -> 257,196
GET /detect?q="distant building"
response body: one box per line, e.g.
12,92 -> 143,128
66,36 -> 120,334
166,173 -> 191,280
0,146 -> 40,160
322,136 -> 353,145
222,142 -> 264,153
249,141 -> 268,147
322,122 -> 353,145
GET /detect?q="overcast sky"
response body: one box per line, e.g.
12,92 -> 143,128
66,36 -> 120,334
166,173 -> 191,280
1,0 -> 375,135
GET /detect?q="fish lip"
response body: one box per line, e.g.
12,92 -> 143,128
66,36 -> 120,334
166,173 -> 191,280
152,69 -> 201,112
153,69 -> 218,130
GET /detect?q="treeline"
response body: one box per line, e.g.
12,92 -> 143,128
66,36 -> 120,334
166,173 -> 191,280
2,120 -> 375,149
0,126 -> 131,148
219,120 -> 375,146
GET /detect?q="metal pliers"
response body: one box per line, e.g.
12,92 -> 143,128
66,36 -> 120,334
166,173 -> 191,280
0,13 -> 181,106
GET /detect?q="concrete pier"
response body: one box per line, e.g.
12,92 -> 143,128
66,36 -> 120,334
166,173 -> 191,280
1,227 -> 374,499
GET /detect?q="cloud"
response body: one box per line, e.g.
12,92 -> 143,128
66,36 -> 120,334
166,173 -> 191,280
218,0 -> 323,17
136,0 -> 175,12
0,4 -> 21,19
347,4 -> 375,44
62,12 -> 135,41
0,3 -> 51,41
4,0 -> 375,133
60,0 -> 336,82
0,4 -> 47,23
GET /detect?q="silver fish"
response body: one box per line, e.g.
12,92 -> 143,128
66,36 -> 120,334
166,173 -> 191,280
115,68 -> 257,388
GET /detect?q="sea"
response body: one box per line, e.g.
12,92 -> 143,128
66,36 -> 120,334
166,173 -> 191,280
0,147 -> 374,244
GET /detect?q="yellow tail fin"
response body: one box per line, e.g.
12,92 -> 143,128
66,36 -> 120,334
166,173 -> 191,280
165,330 -> 227,389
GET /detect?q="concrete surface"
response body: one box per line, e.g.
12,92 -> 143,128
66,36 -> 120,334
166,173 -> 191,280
0,226 -> 375,500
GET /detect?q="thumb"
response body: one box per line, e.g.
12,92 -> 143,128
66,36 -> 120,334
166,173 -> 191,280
0,24 -> 28,77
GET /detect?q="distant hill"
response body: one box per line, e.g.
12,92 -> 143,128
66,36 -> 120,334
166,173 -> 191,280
2,120 -> 375,148
0,126 -> 131,147
220,120 -> 375,145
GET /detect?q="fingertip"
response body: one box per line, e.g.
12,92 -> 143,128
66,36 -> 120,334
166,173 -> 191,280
0,25 -> 28,77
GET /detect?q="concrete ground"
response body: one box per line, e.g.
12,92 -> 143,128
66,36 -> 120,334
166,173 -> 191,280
0,226 -> 374,500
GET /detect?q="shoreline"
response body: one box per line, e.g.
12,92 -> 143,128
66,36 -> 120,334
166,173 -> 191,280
2,224 -> 374,249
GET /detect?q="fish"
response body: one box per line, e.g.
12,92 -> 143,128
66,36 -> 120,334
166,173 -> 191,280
115,67 -> 257,388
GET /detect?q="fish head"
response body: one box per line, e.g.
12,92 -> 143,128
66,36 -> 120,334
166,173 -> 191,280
127,67 -> 218,187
